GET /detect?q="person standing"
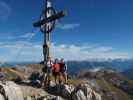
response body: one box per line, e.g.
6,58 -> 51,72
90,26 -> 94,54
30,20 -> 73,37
0,68 -> 5,82
45,57 -> 53,87
59,58 -> 67,84
52,59 -> 60,84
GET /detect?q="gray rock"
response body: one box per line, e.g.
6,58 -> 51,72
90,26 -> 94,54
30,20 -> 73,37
0,81 -> 57,100
0,81 -> 24,100
24,96 -> 32,100
0,81 -> 101,100
0,94 -> 5,100
72,83 -> 101,100
49,83 -> 101,100
61,84 -> 74,98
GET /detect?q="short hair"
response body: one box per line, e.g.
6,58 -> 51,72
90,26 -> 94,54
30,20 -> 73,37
61,58 -> 64,61
55,58 -> 59,63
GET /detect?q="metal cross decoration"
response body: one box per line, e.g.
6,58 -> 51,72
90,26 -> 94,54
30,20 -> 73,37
33,0 -> 66,85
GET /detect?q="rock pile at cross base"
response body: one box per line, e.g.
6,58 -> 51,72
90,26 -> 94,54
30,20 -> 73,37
0,81 -> 101,100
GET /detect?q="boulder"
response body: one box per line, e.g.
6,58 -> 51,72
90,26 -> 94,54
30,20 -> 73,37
0,81 -> 57,100
36,95 -> 66,100
24,96 -> 32,100
0,81 -> 24,100
71,83 -> 101,100
60,84 -> 74,98
0,81 -> 101,100
48,82 -> 101,100
72,90 -> 87,100
0,94 -> 5,100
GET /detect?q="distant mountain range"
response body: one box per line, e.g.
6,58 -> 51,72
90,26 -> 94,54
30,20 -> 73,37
67,59 -> 133,75
1,59 -> 133,79
122,68 -> 133,79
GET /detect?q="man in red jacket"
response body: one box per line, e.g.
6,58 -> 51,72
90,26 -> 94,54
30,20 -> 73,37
52,59 -> 60,84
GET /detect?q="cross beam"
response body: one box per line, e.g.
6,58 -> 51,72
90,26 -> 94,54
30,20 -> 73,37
33,11 -> 66,27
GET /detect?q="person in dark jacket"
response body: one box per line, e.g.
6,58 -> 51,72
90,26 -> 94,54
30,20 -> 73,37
59,58 -> 67,84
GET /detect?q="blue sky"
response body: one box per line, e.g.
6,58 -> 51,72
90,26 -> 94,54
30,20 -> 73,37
0,0 -> 133,62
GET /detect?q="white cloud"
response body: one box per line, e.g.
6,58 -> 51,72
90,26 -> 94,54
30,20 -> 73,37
51,44 -> 130,61
6,32 -> 36,40
57,23 -> 80,30
91,46 -> 113,52
0,42 -> 131,62
0,41 -> 42,62
20,32 -> 36,38
0,1 -> 11,21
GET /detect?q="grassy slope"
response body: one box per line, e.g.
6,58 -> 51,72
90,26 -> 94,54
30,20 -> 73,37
96,79 -> 132,100
2,68 -> 20,80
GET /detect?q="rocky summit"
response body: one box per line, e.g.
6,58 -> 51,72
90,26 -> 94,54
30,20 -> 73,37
0,64 -> 133,100
0,66 -> 102,100
0,81 -> 101,100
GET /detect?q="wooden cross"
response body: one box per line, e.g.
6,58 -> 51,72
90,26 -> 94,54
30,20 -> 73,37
33,0 -> 66,86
